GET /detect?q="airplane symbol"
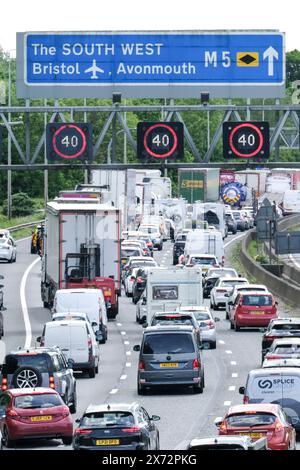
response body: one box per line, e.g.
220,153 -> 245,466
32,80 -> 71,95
84,60 -> 105,79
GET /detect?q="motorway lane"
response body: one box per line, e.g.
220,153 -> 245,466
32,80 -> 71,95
3,232 -> 299,450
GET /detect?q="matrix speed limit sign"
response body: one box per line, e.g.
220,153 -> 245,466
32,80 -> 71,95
137,122 -> 184,161
46,123 -> 93,161
223,122 -> 269,159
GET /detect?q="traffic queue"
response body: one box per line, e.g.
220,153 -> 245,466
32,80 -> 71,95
0,170 -> 298,452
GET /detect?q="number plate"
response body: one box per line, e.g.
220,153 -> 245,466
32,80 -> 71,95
239,432 -> 264,438
31,415 -> 52,422
96,439 -> 120,446
121,259 -> 127,265
160,362 -> 178,368
250,311 -> 265,315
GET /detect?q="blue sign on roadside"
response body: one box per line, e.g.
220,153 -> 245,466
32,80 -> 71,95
17,31 -> 285,99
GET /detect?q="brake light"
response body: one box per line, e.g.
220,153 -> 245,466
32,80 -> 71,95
207,320 -> 215,329
243,395 -> 249,404
7,409 -> 20,420
75,428 -> 92,435
137,277 -> 144,283
130,277 -> 135,281
1,377 -> 7,391
138,360 -> 145,371
49,376 -> 55,389
219,421 -> 227,432
122,427 -> 141,433
216,289 -> 227,293
62,406 -> 70,417
193,359 -> 200,369
266,355 -> 283,360
88,336 -> 92,348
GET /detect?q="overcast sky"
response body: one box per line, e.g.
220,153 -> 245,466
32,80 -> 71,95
1,0 -> 298,54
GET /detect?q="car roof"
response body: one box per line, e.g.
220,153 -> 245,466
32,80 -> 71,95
240,291 -> 272,296
85,403 -> 138,414
56,288 -> 99,295
178,306 -> 210,312
52,311 -> 88,317
188,253 -> 217,258
6,387 -> 58,396
144,325 -> 195,333
248,367 -> 300,376
128,256 -> 148,261
153,311 -> 194,317
263,358 -> 300,368
188,436 -> 252,447
219,277 -> 248,282
233,284 -> 268,291
45,319 -> 88,327
227,403 -> 280,415
8,347 -> 59,356
270,318 -> 300,324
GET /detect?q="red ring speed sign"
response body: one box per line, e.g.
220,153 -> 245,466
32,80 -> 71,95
52,124 -> 87,159
229,122 -> 264,158
143,123 -> 178,159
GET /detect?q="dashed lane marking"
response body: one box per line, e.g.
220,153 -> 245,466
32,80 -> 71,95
225,350 -> 232,354
230,361 -> 237,365
126,351 -> 131,356
110,389 -> 118,394
228,386 -> 236,391
218,340 -> 225,345
120,375 -> 127,380
232,373 -> 238,378
224,401 -> 232,406
126,362 -> 132,367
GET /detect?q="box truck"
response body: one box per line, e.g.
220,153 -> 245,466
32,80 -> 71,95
178,168 -> 220,203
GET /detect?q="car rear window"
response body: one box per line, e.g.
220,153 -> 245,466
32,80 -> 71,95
272,324 -> 300,331
143,333 -> 195,354
190,257 -> 216,265
226,413 -> 276,427
121,249 -> 140,257
221,280 -> 247,287
131,260 -> 156,268
274,345 -> 300,354
14,393 -> 62,409
3,354 -> 50,374
193,312 -> 210,321
242,295 -> 272,306
81,412 -> 135,427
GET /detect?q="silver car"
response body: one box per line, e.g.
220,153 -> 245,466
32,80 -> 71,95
178,306 -> 219,349
210,277 -> 248,310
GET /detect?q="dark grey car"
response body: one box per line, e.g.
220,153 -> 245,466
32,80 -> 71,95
133,325 -> 204,395
0,347 -> 77,413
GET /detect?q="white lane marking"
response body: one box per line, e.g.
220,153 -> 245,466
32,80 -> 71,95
224,232 -> 247,249
219,340 -> 225,345
232,373 -> 238,378
110,389 -> 118,394
224,401 -> 232,406
126,351 -> 131,356
120,331 -> 126,336
20,257 -> 40,348
228,386 -> 236,391
230,361 -> 237,365
290,254 -> 300,269
126,362 -> 131,367
124,341 -> 130,345
117,323 -> 122,327
225,350 -> 232,354
120,375 -> 127,380
0,340 -> 6,363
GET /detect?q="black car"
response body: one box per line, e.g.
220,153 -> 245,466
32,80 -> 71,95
73,403 -> 160,450
132,267 -> 148,304
261,318 -> 300,362
173,240 -> 186,265
225,212 -> 238,234
203,276 -> 219,298
0,347 -> 77,413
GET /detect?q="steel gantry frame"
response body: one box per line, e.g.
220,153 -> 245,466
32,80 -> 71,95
0,103 -> 299,170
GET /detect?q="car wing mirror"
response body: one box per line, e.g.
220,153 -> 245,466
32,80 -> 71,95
67,358 -> 75,369
133,345 -> 141,352
239,386 -> 245,395
91,322 -> 98,327
214,417 -> 223,427
151,415 -> 160,421
95,331 -> 104,342
36,336 -> 41,343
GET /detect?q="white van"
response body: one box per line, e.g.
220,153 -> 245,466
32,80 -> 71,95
239,367 -> 300,431
193,203 -> 227,239
282,190 -> 300,215
53,288 -> 108,343
184,229 -> 225,266
41,320 -> 100,378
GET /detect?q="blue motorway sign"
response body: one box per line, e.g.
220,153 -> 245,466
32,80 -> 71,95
16,31 -> 285,99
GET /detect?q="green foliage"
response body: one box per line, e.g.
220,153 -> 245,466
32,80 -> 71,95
286,50 -> 300,87
2,192 -> 35,217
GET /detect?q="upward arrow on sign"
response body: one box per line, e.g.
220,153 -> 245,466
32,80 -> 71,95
263,46 -> 279,76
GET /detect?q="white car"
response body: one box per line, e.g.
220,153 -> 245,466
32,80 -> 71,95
124,267 -> 140,297
177,305 -> 219,349
210,277 -> 248,310
186,253 -> 219,276
0,236 -> 17,263
225,284 -> 269,320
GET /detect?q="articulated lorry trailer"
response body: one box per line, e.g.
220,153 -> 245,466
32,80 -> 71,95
41,198 -> 121,318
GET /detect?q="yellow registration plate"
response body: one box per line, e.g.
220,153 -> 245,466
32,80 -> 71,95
121,259 -> 127,265
160,362 -> 178,368
31,415 -> 52,422
96,439 -> 120,446
250,311 -> 265,315
239,432 -> 264,438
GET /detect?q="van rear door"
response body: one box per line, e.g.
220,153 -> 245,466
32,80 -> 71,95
70,323 -> 89,364
44,323 -> 71,357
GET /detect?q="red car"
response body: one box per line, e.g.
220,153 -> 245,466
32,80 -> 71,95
215,404 -> 296,451
230,292 -> 278,331
0,387 -> 73,448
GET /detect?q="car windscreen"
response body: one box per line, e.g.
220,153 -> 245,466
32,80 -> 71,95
226,413 -> 276,427
143,333 -> 195,354
3,354 -> 50,374
14,393 -> 62,409
242,295 -> 272,306
81,412 -> 135,428
272,324 -> 300,331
